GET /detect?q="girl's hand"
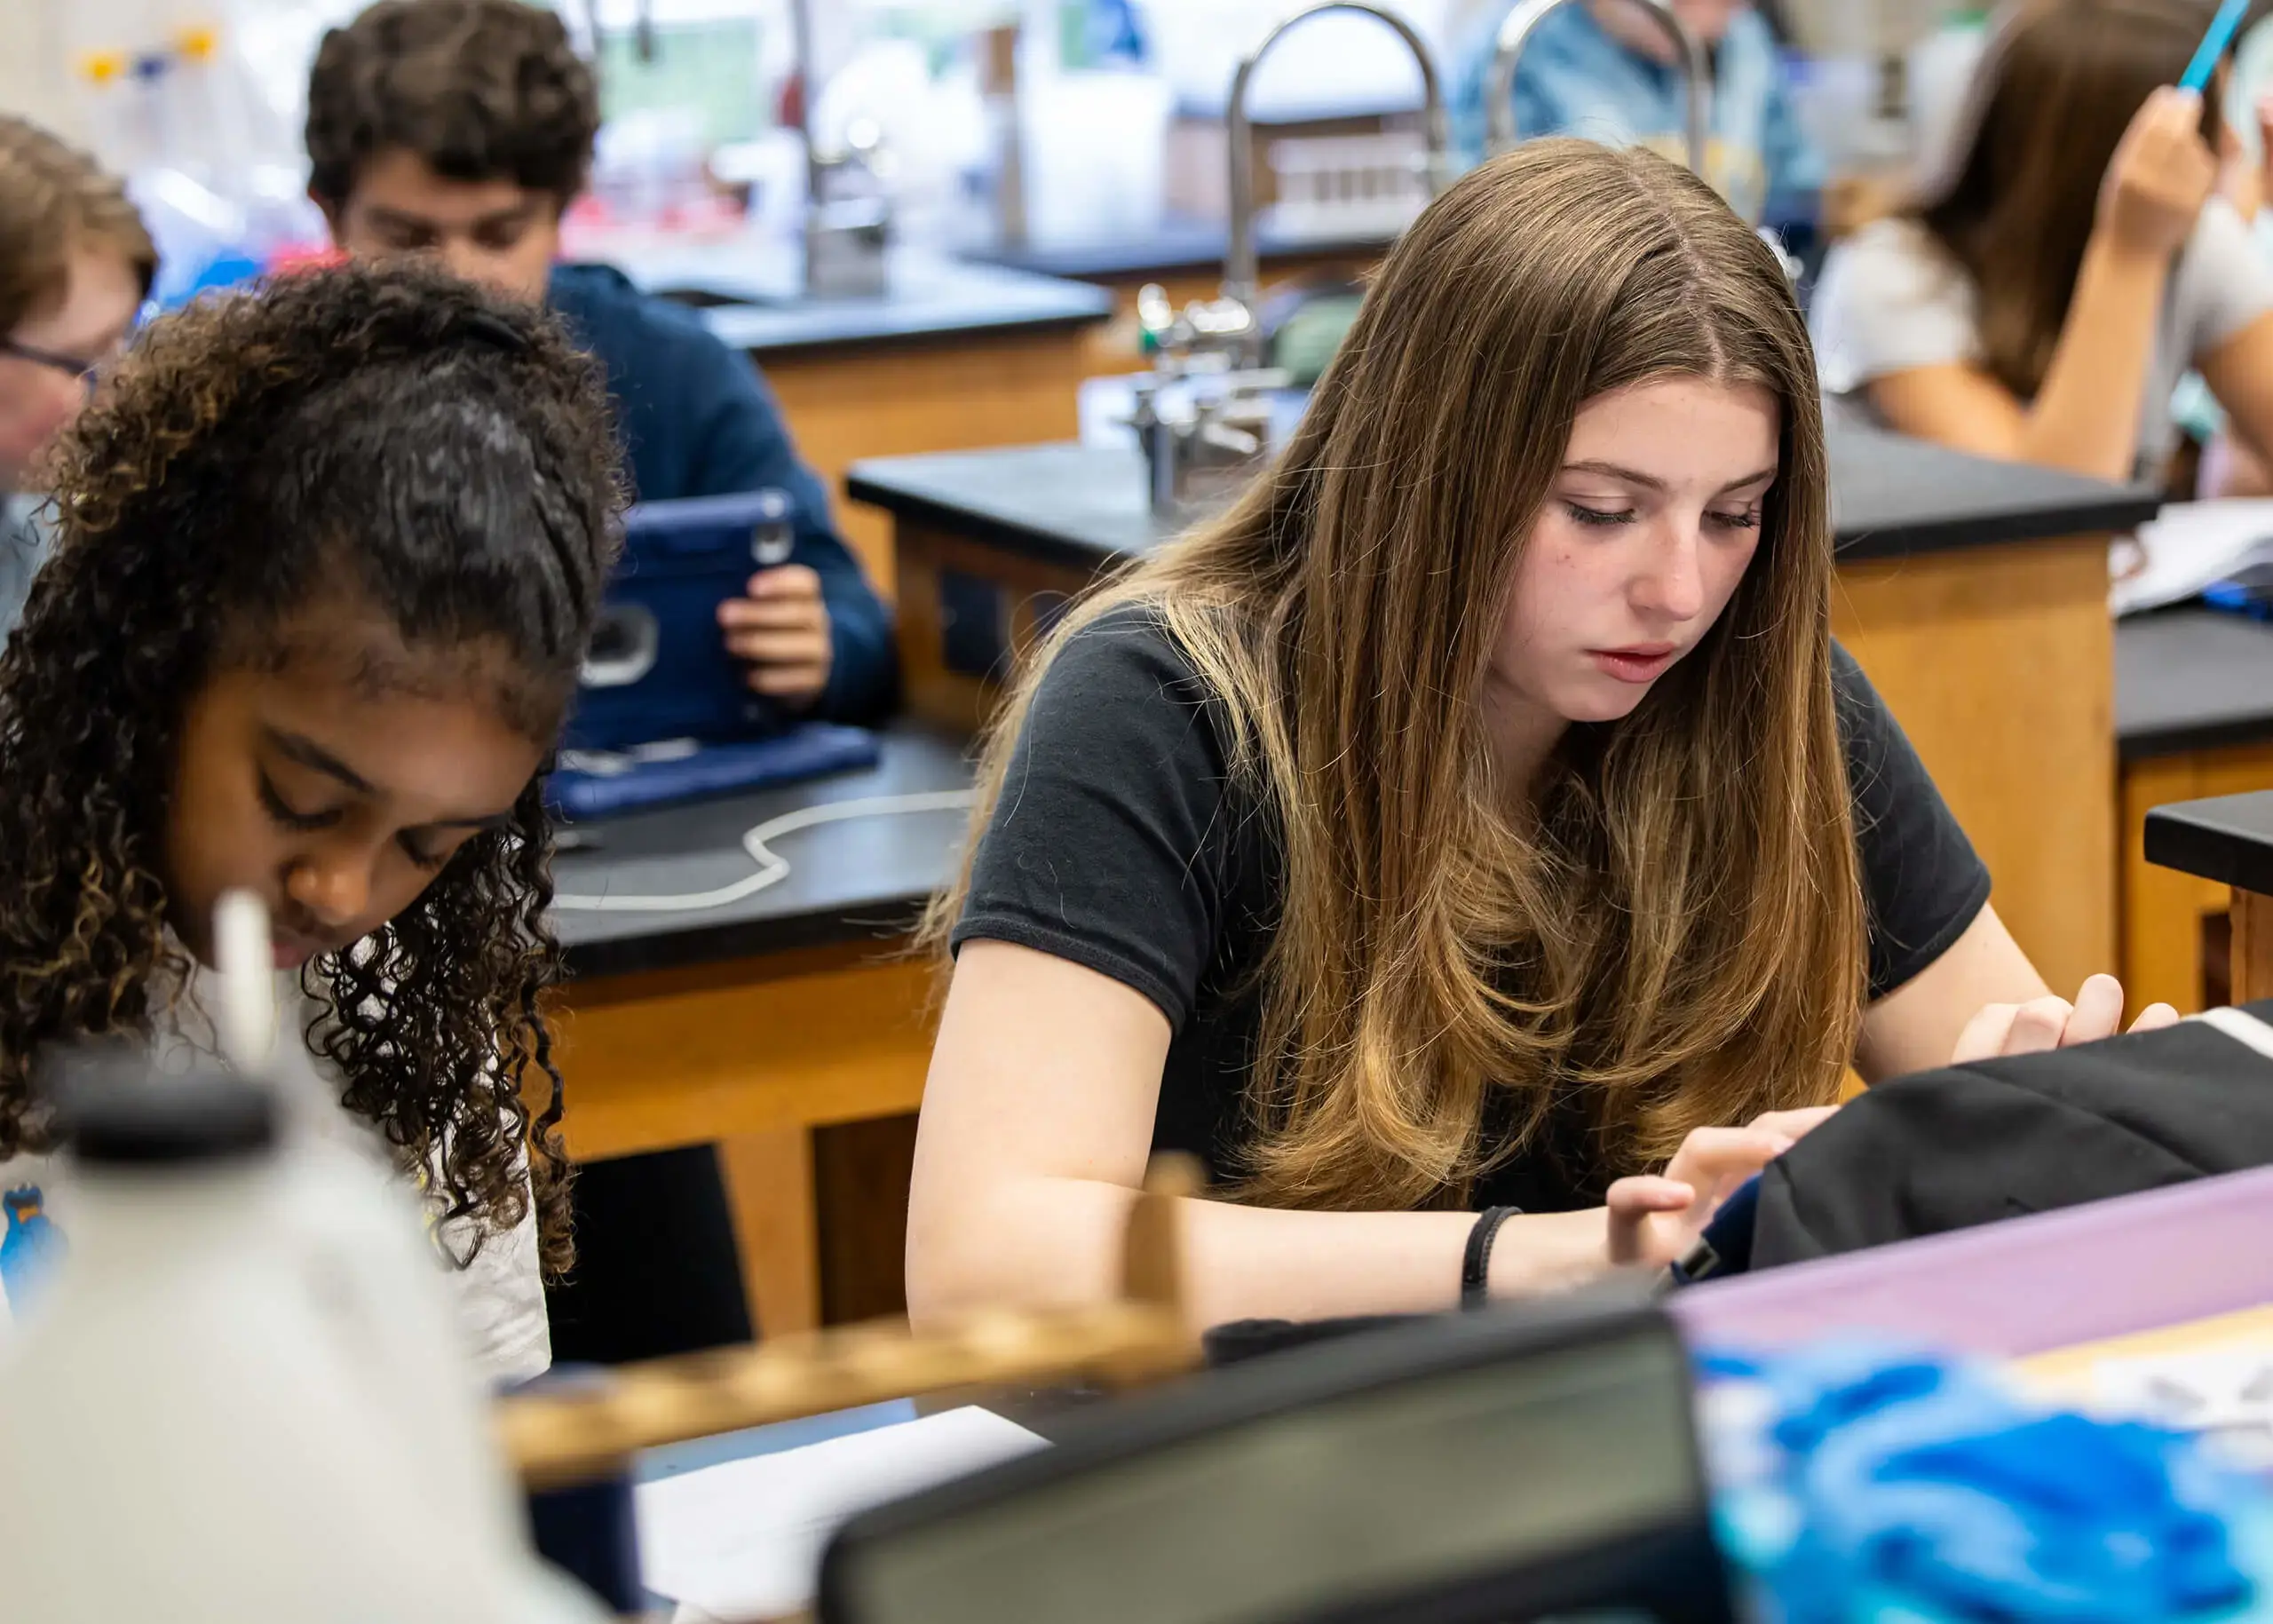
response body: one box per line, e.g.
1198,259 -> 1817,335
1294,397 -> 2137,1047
2100,86 -> 2217,259
1604,1106 -> 1837,1267
1949,972 -> 2180,1064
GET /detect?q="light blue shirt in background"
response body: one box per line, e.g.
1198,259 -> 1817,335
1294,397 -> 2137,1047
1446,1 -> 1824,226
0,494 -> 49,647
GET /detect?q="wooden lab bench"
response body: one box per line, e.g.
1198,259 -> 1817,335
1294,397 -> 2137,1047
547,724 -> 974,1338
2119,607 -> 2273,1014
849,426 -> 2160,998
2143,784 -> 2273,1005
971,221 -> 1391,374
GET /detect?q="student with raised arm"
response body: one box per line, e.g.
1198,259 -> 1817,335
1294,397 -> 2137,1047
1810,0 -> 2273,489
906,141 -> 2173,1330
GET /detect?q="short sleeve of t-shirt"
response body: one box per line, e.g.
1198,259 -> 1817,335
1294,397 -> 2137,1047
1810,218 -> 1981,396
1833,643 -> 1992,998
953,608 -> 1241,1029
2173,197 -> 2273,364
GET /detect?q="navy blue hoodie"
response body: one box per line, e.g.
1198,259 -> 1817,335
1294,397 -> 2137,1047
548,262 -> 897,723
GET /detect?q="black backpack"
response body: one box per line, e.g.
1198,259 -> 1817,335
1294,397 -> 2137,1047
1748,1002 -> 2273,1268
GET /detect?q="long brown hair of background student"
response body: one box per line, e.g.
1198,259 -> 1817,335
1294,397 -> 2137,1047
922,141 -> 1867,1212
1914,0 -> 2227,401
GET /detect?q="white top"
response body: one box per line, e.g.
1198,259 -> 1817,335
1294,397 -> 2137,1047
0,962 -> 550,1385
1810,201 -> 2273,474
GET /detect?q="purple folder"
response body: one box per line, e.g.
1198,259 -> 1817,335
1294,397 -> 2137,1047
1669,1166 -> 2273,1359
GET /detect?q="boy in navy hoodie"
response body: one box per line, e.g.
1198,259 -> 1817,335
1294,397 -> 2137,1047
306,0 -> 896,724
306,0 -> 898,1361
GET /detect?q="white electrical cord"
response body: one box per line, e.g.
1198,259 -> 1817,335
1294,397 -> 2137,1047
551,790 -> 975,914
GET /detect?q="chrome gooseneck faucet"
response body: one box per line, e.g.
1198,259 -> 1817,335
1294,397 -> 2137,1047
1224,2 -> 1451,367
1129,3 -> 1451,519
790,0 -> 891,298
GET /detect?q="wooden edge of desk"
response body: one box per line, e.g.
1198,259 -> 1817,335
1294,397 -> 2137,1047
550,946 -> 943,1161
2014,1303 -> 2273,1401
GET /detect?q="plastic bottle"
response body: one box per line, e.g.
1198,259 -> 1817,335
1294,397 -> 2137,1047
0,895 -> 600,1624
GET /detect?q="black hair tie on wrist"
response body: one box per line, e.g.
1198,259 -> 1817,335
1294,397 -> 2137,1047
1461,1205 -> 1521,1309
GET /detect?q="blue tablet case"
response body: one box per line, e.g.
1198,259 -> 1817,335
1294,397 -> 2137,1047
546,724 -> 882,821
565,489 -> 798,754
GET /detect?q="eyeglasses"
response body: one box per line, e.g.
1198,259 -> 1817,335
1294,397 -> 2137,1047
0,337 -> 102,387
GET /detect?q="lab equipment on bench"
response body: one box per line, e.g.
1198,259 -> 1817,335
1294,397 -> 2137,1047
499,1159 -> 1207,1610
565,487 -> 799,756
788,0 -> 894,298
1125,3 -> 1450,520
547,725 -> 883,821
0,893 -> 599,1624
818,1287 -> 1738,1624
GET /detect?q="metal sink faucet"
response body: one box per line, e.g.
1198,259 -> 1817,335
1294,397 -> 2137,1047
1225,2 -> 1452,368
1130,3 -> 1452,519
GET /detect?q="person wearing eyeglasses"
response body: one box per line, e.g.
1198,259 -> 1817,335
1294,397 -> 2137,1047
0,118 -> 156,645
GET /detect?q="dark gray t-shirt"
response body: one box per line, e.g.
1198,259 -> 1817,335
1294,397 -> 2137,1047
953,608 -> 1992,1213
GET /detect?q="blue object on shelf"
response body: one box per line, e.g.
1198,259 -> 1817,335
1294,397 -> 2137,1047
566,488 -> 800,755
547,723 -> 881,820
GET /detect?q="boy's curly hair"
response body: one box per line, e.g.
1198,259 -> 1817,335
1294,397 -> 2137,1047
0,261 -> 624,1274
306,0 -> 600,211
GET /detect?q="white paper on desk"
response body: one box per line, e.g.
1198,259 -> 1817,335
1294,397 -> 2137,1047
2111,499 -> 2273,616
2089,1348 -> 2273,1470
637,1406 -> 1049,1621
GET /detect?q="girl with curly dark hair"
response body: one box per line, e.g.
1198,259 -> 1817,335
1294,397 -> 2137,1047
0,259 -> 622,1382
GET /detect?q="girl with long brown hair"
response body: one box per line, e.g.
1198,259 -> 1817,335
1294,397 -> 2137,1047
1811,0 -> 2273,490
907,140 -> 2174,1328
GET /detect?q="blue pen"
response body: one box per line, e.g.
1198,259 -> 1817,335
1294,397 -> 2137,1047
2181,0 -> 2250,91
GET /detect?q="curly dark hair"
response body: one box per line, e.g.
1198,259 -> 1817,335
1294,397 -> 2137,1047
305,0 -> 601,211
0,260 -> 623,1275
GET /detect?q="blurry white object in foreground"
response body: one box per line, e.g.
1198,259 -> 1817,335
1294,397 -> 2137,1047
0,891 -> 600,1623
